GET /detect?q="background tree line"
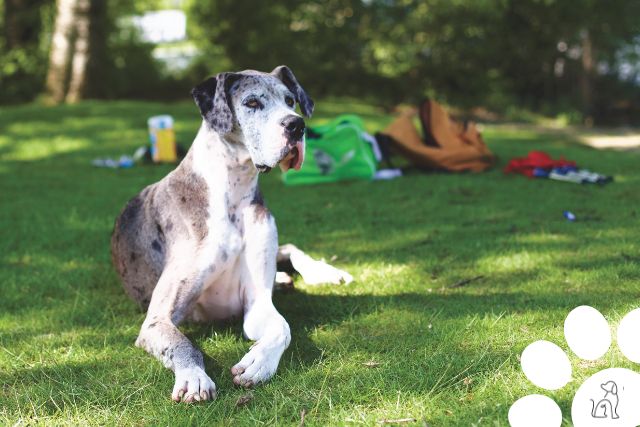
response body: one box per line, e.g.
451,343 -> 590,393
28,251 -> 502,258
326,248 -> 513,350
1,0 -> 639,124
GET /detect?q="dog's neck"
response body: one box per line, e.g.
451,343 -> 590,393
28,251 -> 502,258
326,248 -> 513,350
189,122 -> 259,209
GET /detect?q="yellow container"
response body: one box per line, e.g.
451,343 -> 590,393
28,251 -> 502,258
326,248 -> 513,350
148,115 -> 177,163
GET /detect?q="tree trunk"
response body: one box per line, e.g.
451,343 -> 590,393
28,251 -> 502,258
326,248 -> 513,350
84,0 -> 109,99
65,0 -> 90,103
580,29 -> 594,124
45,0 -> 107,104
45,0 -> 78,104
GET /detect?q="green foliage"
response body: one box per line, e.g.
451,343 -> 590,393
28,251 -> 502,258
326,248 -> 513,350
1,0 -> 640,122
186,0 -> 640,122
187,0 -> 392,99
0,2 -> 54,103
0,43 -> 45,102
1,99 -> 640,424
95,25 -> 167,99
80,1 -> 203,101
82,1 -> 181,100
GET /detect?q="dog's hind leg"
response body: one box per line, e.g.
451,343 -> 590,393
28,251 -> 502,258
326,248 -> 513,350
277,243 -> 354,285
231,206 -> 291,387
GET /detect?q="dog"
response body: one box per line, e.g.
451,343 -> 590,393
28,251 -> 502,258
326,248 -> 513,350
111,66 -> 332,403
590,380 -> 620,419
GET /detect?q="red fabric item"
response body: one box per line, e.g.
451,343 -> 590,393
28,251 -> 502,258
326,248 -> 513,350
504,151 -> 577,177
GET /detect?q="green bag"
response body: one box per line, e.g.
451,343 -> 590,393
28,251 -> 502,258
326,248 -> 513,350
282,115 -> 377,186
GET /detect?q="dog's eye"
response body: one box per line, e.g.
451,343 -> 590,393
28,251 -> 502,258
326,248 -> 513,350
244,98 -> 262,109
285,96 -> 295,108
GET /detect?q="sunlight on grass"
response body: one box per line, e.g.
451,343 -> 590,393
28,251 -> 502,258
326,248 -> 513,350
515,233 -> 573,245
352,262 -> 413,282
477,251 -> 551,273
1,100 -> 639,425
0,135 -> 91,161
2,251 -> 96,271
611,174 -> 639,183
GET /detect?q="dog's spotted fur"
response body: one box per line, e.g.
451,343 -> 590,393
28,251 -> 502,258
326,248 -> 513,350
111,66 -> 313,403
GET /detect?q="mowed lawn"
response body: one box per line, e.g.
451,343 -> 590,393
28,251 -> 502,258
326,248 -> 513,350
1,99 -> 639,426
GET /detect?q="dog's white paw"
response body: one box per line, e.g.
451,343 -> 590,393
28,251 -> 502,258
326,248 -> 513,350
275,271 -> 294,288
172,366 -> 217,403
231,343 -> 282,388
303,260 -> 354,285
290,252 -> 353,285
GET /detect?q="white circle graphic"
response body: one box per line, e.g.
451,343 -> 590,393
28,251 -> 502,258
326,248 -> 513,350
571,367 -> 640,427
508,394 -> 562,427
617,308 -> 640,363
564,305 -> 611,360
510,306 -> 640,426
521,340 -> 572,390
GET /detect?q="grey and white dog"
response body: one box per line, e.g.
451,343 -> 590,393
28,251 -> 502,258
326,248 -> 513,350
111,66 -> 350,403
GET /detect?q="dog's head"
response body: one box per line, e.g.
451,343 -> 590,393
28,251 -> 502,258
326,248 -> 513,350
601,381 -> 618,395
192,66 -> 314,173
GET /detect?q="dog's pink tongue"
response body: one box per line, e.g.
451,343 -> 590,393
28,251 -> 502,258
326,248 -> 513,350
292,141 -> 305,171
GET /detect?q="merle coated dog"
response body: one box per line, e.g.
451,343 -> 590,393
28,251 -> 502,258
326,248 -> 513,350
111,66 -> 316,403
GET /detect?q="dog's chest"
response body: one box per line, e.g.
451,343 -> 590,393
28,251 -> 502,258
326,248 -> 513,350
184,150 -> 259,321
192,263 -> 244,321
190,209 -> 246,322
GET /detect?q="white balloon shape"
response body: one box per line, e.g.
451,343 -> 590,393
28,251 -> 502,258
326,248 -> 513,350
509,394 -> 562,427
521,340 -> 572,390
571,368 -> 640,427
617,308 -> 640,363
564,305 -> 611,360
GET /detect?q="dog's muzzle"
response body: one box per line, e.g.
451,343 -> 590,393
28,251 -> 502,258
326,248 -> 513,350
278,115 -> 306,173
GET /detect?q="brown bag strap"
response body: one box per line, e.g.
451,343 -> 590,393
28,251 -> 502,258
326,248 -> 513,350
419,99 -> 440,148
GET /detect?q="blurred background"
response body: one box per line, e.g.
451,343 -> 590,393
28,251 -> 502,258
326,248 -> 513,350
1,0 -> 639,125
1,3 -> 640,424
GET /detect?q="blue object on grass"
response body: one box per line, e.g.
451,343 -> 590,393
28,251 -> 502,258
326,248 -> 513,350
563,211 -> 576,221
92,155 -> 134,169
532,167 -> 550,178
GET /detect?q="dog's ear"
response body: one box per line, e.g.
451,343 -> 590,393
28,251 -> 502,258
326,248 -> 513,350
601,381 -> 617,393
271,65 -> 314,118
191,72 -> 240,134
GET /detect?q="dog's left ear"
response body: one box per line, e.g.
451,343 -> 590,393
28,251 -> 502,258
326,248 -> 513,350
271,65 -> 314,118
191,72 -> 240,134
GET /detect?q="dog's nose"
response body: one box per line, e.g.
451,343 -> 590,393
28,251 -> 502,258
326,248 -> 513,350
280,115 -> 305,141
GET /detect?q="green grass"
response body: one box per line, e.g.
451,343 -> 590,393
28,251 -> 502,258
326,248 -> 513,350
1,98 -> 639,426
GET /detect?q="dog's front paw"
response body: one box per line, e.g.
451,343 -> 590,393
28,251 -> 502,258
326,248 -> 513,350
231,343 -> 281,388
172,366 -> 217,403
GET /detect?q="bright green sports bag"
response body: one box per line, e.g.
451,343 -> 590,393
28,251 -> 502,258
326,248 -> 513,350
282,115 -> 377,186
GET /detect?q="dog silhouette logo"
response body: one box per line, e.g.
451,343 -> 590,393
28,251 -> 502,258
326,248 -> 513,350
312,149 -> 356,175
590,380 -> 620,419
313,149 -> 334,175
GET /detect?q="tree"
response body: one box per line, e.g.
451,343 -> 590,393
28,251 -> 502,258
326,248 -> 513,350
45,0 -> 78,103
64,0 -> 90,102
45,0 -> 105,103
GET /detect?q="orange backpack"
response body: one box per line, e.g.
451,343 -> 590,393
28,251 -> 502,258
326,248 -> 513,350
377,99 -> 495,172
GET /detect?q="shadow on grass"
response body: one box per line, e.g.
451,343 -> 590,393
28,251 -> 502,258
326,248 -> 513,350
1,100 -> 639,423
3,283 -> 636,423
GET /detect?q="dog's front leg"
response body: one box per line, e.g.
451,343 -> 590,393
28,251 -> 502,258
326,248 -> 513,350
231,207 -> 291,387
135,257 -> 216,403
